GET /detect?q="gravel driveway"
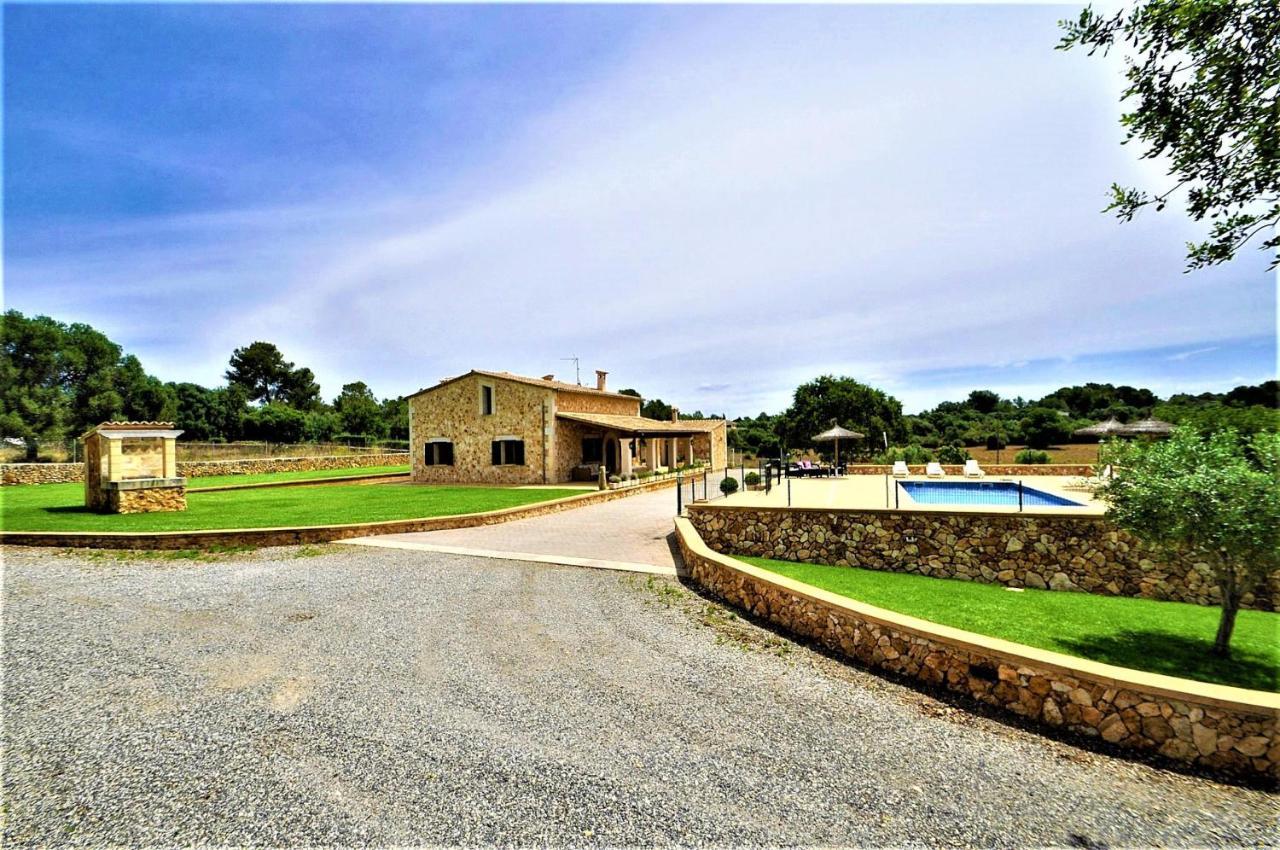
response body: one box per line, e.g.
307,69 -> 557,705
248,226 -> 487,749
3,545 -> 1274,846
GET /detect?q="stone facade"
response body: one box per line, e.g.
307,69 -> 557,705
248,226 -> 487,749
686,504 -> 1278,610
411,373 -> 555,485
555,387 -> 643,416
675,518 -> 1278,780
106,485 -> 187,514
2,453 -> 410,486
409,369 -> 725,484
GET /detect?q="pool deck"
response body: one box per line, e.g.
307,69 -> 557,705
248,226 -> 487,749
719,474 -> 1106,515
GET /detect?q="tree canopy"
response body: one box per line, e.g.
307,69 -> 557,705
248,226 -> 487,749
1059,0 -> 1280,269
780,376 -> 906,454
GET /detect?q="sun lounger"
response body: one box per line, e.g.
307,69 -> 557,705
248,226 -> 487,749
964,459 -> 984,478
1063,463 -> 1113,492
926,461 -> 944,478
891,461 -> 909,478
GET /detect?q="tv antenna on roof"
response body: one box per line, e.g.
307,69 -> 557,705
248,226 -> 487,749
560,356 -> 581,385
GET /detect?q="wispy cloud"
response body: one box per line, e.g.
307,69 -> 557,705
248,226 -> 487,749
1166,346 -> 1220,361
6,6 -> 1274,413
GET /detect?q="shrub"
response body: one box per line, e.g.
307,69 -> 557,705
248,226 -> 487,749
1014,449 -> 1051,464
637,469 -> 653,480
874,444 -> 934,465
720,476 -> 739,495
744,471 -> 761,486
607,473 -> 620,484
936,444 -> 971,464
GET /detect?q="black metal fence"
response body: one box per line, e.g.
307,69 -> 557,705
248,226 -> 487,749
676,462 -> 787,514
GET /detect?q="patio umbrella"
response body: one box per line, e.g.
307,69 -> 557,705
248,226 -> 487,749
813,419 -> 865,470
1115,417 -> 1175,438
1072,417 -> 1125,440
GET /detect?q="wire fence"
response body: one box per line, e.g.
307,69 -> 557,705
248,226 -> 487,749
1,439 -> 409,464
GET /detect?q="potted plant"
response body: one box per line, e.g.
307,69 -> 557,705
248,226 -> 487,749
744,471 -> 762,490
720,476 -> 739,496
607,473 -> 621,489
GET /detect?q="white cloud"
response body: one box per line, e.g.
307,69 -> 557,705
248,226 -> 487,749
8,7 -> 1274,412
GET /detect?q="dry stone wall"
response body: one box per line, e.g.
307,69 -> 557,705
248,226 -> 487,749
676,518 -> 1278,781
687,504 -> 1278,610
2,453 -> 409,486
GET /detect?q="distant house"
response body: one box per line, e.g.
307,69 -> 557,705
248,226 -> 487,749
408,369 -> 727,484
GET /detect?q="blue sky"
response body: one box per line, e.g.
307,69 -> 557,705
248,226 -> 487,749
5,3 -> 1276,415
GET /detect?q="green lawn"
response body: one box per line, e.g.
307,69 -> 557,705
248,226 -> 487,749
187,464 -> 409,489
740,556 -> 1279,692
1,482 -> 583,532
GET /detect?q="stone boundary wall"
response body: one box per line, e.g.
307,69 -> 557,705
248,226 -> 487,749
1,453 -> 410,486
839,464 -> 1094,477
674,518 -> 1278,781
0,474 -> 680,550
686,504 -> 1278,611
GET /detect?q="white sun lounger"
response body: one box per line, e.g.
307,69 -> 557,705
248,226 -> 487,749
891,460 -> 909,478
926,461 -> 944,478
964,459 -> 985,478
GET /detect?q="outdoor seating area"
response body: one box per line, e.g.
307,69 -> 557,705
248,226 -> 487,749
787,460 -> 839,477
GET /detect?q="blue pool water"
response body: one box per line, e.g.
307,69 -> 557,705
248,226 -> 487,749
900,480 -> 1083,508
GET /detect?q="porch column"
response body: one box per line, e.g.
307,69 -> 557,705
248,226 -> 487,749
688,437 -> 695,466
668,437 -> 677,469
620,438 -> 633,476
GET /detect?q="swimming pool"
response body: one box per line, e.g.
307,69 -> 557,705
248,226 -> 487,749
899,480 -> 1084,508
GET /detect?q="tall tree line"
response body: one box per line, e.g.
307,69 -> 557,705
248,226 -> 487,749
0,310 -> 409,458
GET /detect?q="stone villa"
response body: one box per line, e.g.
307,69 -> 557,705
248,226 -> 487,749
408,369 -> 727,485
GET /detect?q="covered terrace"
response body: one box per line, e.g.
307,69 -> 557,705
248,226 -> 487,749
554,411 -> 725,479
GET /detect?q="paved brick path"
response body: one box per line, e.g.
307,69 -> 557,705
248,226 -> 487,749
346,477 -> 729,574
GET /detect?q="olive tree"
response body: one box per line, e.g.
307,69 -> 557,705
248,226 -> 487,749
1096,428 -> 1280,657
1058,1 -> 1280,270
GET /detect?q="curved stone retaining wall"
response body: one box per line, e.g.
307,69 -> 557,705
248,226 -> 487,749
675,518 -> 1278,781
686,504 -> 1277,611
2,453 -> 410,486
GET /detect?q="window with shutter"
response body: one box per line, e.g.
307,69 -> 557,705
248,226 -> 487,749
424,442 -> 455,466
491,439 -> 525,466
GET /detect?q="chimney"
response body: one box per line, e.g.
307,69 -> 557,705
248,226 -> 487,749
542,374 -> 555,382
670,406 -> 680,422
595,370 -> 608,392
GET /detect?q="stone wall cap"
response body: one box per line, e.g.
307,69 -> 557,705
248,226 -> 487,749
103,477 -> 187,490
